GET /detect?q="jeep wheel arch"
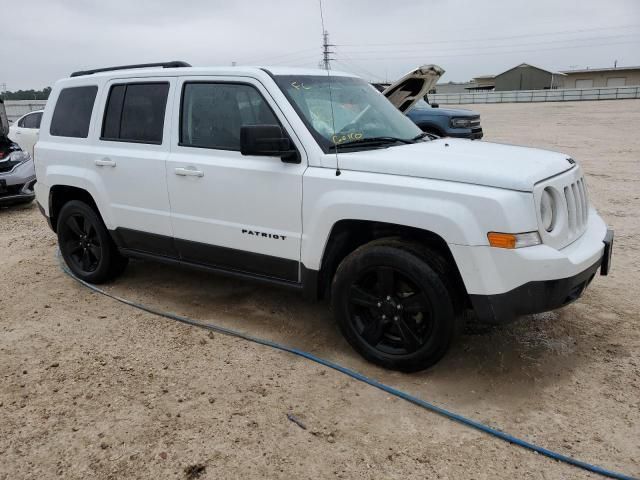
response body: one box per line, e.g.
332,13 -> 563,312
313,219 -> 468,304
49,185 -> 102,232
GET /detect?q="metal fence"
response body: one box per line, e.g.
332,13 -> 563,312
431,86 -> 640,104
4,100 -> 47,122
2,86 -> 639,120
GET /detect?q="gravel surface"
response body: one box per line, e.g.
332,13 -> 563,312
1,99 -> 638,479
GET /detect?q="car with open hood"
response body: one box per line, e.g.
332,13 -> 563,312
376,65 -> 482,139
0,99 -> 37,206
34,62 -> 612,371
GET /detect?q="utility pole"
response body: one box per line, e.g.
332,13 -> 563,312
322,30 -> 334,70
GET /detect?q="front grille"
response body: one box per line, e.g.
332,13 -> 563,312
536,167 -> 590,250
469,117 -> 481,128
563,177 -> 589,235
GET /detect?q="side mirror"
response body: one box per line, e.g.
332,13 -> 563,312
240,125 -> 300,164
431,102 -> 439,108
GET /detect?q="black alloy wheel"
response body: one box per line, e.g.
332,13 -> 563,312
60,212 -> 103,274
331,240 -> 459,371
349,266 -> 433,355
57,200 -> 128,283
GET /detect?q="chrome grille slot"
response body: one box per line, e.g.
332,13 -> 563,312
564,186 -> 575,231
578,178 -> 589,225
563,177 -> 589,237
572,183 -> 583,229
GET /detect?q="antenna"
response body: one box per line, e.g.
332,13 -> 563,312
318,0 -> 341,176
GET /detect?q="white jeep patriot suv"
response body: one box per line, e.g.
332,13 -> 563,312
34,61 -> 613,371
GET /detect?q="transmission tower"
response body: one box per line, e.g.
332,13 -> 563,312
322,30 -> 335,70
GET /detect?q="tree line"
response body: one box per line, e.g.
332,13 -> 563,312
0,87 -> 51,100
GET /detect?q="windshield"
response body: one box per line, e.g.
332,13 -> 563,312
274,75 -> 423,151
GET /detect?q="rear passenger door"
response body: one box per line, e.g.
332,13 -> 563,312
166,77 -> 306,282
91,78 -> 176,256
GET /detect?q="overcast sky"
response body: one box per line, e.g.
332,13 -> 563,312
2,0 -> 639,90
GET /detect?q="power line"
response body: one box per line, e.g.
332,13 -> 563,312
334,58 -> 385,82
336,39 -> 640,62
232,23 -> 639,70
238,47 -> 318,65
267,52 -> 323,66
340,33 -> 640,57
336,23 -> 640,48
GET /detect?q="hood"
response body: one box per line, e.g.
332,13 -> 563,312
338,138 -> 575,192
0,100 -> 9,138
382,65 -> 444,113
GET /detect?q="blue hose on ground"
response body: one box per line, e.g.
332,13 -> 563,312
58,258 -> 636,480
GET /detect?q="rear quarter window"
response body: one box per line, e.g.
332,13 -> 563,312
50,86 -> 98,138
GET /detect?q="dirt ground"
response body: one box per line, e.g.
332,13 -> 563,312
1,100 -> 639,479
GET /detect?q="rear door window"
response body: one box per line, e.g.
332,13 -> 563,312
50,86 -> 98,138
101,83 -> 169,144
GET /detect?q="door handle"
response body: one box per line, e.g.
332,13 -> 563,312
174,167 -> 204,177
95,158 -> 116,167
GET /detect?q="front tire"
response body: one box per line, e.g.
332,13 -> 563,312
57,200 -> 127,283
331,240 -> 459,372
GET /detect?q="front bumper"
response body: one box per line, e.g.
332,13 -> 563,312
448,127 -> 483,140
0,160 -> 36,206
469,243 -> 607,324
0,184 -> 36,205
0,188 -> 36,207
450,210 -> 612,324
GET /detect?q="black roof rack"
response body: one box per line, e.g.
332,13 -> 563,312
70,61 -> 192,78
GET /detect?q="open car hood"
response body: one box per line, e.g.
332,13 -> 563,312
0,100 -> 9,137
382,65 -> 444,113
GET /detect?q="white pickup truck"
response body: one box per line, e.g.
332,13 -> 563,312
34,62 -> 613,371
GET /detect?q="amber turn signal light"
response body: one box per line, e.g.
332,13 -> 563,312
487,232 -> 517,249
487,231 -> 541,249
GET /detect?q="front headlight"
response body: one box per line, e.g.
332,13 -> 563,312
540,188 -> 556,232
450,118 -> 472,128
7,150 -> 31,165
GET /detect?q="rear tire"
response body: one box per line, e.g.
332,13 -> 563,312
57,200 -> 128,283
331,240 -> 460,372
